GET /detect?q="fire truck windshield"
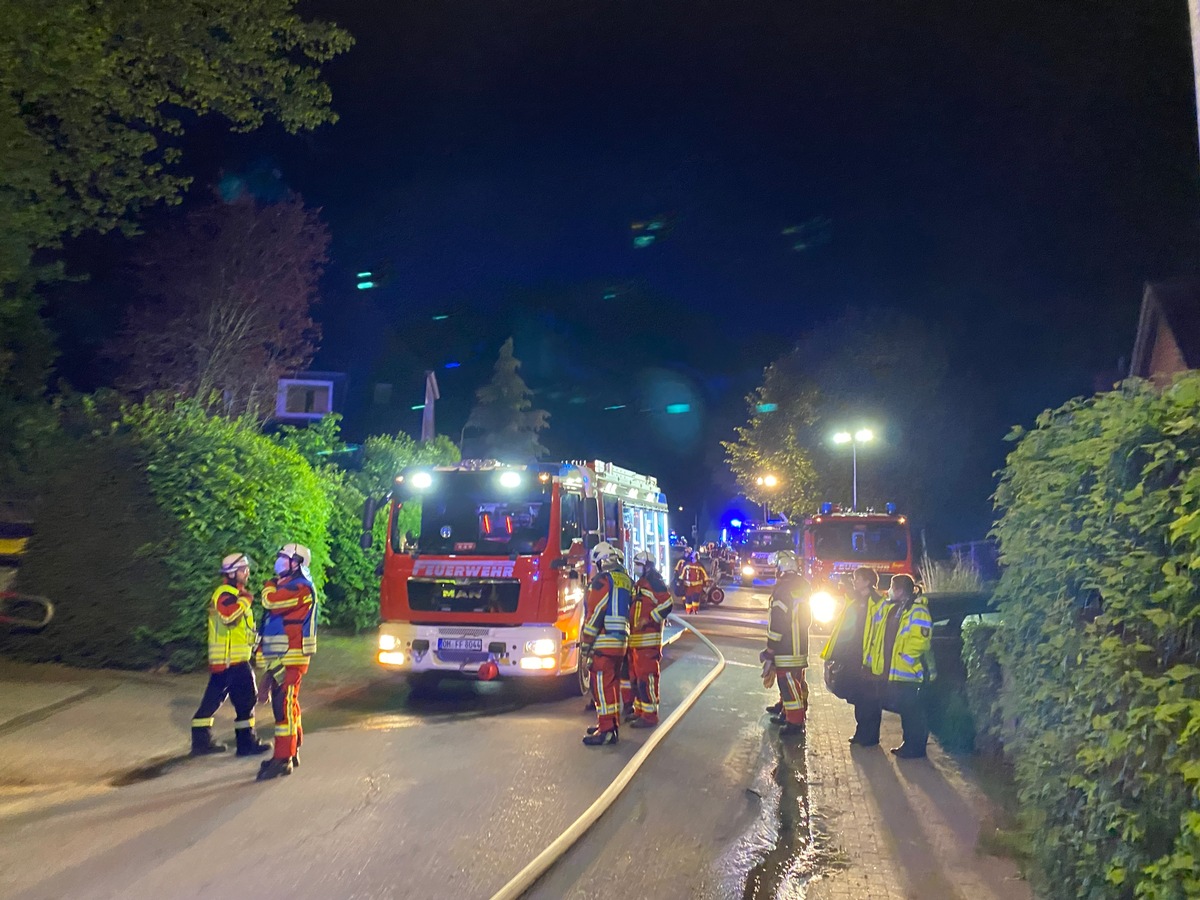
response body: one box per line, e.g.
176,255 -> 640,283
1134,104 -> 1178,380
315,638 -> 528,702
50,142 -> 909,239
812,522 -> 909,562
745,531 -> 795,552
404,473 -> 551,556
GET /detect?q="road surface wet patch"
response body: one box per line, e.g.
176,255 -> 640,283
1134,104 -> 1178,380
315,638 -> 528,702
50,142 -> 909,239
741,730 -> 834,899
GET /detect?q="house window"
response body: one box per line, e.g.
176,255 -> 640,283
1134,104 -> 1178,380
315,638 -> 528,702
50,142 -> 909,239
276,379 -> 334,419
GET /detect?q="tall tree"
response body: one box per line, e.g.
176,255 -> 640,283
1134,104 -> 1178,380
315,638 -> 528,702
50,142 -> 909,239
113,195 -> 328,419
465,338 -> 550,461
722,361 -> 821,520
0,0 -> 351,287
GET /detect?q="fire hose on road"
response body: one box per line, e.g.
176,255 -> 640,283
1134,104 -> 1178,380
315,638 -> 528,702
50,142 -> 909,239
490,613 -> 727,900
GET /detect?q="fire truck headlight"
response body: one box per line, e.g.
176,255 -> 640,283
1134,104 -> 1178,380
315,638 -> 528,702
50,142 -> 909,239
742,565 -> 756,577
520,656 -> 558,670
499,471 -> 522,489
378,634 -> 398,651
410,471 -> 433,490
526,638 -> 557,657
810,591 -> 838,624
378,650 -> 406,666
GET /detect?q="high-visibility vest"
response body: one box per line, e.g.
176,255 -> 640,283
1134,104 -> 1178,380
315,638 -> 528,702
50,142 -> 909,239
207,583 -> 257,671
819,591 -> 884,666
582,568 -> 632,655
865,598 -> 935,683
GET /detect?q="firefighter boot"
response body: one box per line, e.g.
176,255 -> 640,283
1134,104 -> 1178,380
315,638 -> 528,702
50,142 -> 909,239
629,716 -> 657,729
256,757 -> 293,781
235,728 -> 271,757
582,726 -> 619,746
779,721 -> 806,737
191,727 -> 227,756
765,701 -> 783,715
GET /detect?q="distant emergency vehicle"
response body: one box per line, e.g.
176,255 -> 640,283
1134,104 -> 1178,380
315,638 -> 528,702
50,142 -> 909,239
362,459 -> 669,692
803,503 -> 915,628
737,526 -> 798,585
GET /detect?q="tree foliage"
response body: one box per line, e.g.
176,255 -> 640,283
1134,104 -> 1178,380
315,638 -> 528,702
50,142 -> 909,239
113,196 -> 328,418
724,309 -> 959,521
0,0 -> 351,285
465,338 -> 549,461
988,375 -> 1200,899
722,361 -> 820,519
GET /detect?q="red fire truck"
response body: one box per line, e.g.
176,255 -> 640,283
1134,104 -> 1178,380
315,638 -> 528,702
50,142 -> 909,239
802,504 -> 915,628
361,459 -> 670,691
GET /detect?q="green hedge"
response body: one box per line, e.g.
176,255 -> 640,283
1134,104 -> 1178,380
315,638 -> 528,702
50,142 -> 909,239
961,621 -> 1003,757
990,375 -> 1200,900
272,419 -> 459,632
6,401 -> 331,670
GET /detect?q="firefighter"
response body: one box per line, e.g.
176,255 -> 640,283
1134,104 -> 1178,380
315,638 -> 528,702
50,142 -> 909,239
680,551 -> 707,614
626,550 -> 674,728
257,543 -> 318,780
190,553 -> 271,757
762,550 -> 811,737
861,573 -> 935,758
820,567 -> 887,746
581,541 -> 632,746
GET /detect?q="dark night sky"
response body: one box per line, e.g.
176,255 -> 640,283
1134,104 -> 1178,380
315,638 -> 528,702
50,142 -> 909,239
56,0 -> 1200,544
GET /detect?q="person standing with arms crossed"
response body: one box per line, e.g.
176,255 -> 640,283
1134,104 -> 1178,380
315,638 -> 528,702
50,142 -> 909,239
190,553 -> 271,757
257,543 -> 318,781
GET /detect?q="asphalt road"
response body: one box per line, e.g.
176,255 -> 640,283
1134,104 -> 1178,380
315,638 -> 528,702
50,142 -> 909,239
0,585 -> 790,900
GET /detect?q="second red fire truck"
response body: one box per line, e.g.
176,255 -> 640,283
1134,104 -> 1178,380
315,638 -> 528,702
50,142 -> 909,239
362,459 -> 670,692
802,503 -> 915,628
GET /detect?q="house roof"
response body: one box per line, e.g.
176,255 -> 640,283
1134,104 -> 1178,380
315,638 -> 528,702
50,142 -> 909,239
1130,280 -> 1200,377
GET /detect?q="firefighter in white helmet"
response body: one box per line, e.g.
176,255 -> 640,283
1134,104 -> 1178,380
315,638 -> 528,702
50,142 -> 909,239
581,541 -> 632,745
258,542 -> 318,780
762,550 -> 812,737
626,550 -> 674,727
190,553 -> 271,757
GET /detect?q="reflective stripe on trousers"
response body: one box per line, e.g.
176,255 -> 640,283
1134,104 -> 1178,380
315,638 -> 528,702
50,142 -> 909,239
777,667 -> 808,725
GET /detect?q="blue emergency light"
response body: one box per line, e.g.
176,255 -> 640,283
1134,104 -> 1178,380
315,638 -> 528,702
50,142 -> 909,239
886,502 -> 897,515
820,502 -> 833,515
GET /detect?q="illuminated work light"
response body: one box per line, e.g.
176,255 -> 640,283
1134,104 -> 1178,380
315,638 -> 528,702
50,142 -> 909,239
411,471 -> 433,490
499,471 -> 521,489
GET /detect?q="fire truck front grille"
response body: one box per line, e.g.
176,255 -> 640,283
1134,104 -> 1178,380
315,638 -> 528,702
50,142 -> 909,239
407,578 -> 521,614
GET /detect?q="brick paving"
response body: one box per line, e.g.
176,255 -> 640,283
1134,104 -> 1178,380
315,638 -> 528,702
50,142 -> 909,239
803,673 -> 1031,900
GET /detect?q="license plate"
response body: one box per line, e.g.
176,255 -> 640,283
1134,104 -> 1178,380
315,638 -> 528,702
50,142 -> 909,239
438,638 -> 483,652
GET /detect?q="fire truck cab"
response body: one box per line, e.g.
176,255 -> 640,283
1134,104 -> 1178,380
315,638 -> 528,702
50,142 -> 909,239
363,459 -> 669,693
737,526 -> 798,586
802,504 -> 915,630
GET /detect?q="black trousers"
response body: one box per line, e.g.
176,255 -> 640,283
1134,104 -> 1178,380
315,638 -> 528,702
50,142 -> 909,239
851,681 -> 928,750
192,662 -> 257,729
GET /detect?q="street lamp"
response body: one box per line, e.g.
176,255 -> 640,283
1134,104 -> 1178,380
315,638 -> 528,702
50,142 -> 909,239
755,474 -> 779,523
831,429 -> 874,511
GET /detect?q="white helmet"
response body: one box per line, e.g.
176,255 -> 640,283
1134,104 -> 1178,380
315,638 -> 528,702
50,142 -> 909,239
772,550 -> 799,573
278,543 -> 312,568
632,550 -> 655,572
220,552 -> 251,575
590,541 -> 624,571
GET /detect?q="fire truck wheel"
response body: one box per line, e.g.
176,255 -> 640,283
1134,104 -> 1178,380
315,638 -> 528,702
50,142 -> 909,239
576,661 -> 592,697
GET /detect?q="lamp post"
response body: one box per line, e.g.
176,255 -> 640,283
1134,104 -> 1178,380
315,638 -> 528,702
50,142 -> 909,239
755,474 -> 779,523
831,429 -> 874,511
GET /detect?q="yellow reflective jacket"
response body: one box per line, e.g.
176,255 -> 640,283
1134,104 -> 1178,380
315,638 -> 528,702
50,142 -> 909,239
207,583 -> 256,672
865,598 -> 936,683
819,590 -> 885,666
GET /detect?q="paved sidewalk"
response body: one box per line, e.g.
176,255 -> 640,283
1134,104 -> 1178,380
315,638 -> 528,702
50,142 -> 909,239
804,674 -> 1031,900
0,635 -> 383,816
